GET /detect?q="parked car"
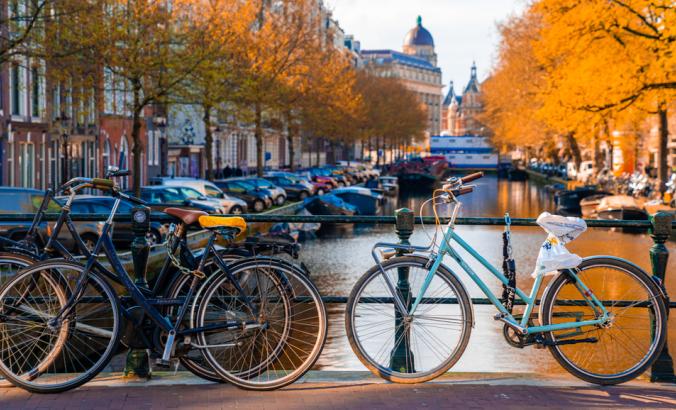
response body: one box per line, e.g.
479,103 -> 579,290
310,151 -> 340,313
266,171 -> 317,195
0,188 -> 103,253
304,169 -> 339,188
244,177 -> 287,206
150,177 -> 247,214
296,174 -> 331,195
133,186 -> 224,214
264,175 -> 313,200
68,196 -> 168,247
213,179 -> 273,212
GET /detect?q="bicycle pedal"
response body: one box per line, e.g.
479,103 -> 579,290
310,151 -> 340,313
154,358 -> 171,368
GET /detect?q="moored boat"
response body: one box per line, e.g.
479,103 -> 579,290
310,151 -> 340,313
379,176 -> 399,196
580,193 -> 611,217
331,187 -> 383,215
555,186 -> 611,215
595,195 -> 648,221
303,194 -> 357,216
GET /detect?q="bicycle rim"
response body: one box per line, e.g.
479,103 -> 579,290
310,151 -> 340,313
347,257 -> 472,383
542,260 -> 666,384
0,262 -> 120,393
197,258 -> 327,390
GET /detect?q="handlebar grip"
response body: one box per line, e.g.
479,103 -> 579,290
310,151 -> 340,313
460,172 -> 484,184
453,186 -> 474,196
92,178 -> 115,190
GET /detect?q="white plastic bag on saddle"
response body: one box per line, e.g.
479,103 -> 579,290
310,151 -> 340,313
531,212 -> 587,278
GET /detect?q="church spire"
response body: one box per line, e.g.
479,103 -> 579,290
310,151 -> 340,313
443,81 -> 456,106
464,62 -> 480,93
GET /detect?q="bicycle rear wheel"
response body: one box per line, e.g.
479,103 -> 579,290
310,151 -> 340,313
0,252 -> 37,288
196,257 -> 327,390
165,250 -> 250,383
540,257 -> 667,385
0,261 -> 120,393
345,256 -> 473,383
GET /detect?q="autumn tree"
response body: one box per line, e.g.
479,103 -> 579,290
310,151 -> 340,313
175,1 -> 256,179
295,48 -> 362,168
480,10 -> 550,154
55,0 -> 215,195
234,0 -> 323,176
534,0 -> 675,182
355,71 -> 427,165
0,0 -> 50,64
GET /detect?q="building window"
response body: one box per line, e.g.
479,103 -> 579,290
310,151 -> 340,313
31,66 -> 40,117
102,139 -> 111,173
104,68 -> 114,114
11,64 -> 21,116
49,140 -> 60,188
19,143 -> 35,188
52,84 -> 61,120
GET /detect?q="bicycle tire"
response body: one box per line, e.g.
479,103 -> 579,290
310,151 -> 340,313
540,256 -> 668,385
345,255 -> 473,383
196,257 -> 327,390
0,260 -> 121,393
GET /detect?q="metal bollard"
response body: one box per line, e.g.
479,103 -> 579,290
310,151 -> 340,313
124,206 -> 152,379
390,208 -> 415,372
649,211 -> 675,383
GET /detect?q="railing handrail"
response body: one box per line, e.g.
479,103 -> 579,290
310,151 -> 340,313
0,213 -> 673,230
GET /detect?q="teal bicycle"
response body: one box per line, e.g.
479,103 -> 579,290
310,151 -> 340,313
345,172 -> 668,385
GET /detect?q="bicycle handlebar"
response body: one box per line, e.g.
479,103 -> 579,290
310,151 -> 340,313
460,172 -> 483,184
453,186 -> 474,196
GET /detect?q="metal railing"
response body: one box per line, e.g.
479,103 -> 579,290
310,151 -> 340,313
0,210 -> 673,382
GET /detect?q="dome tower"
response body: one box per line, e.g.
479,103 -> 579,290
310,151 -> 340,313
403,16 -> 437,66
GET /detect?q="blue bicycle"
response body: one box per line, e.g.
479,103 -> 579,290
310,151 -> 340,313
346,172 -> 668,385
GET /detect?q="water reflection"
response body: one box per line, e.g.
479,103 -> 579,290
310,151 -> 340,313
300,175 -> 676,377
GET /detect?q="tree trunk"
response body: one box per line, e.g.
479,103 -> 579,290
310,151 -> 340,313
203,103 -> 213,180
565,132 -> 582,170
131,82 -> 143,198
254,103 -> 264,177
315,138 -> 320,166
285,112 -> 296,171
657,104 -> 669,189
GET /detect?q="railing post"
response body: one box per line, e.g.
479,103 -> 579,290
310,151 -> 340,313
649,211 -> 675,383
124,206 -> 151,379
390,208 -> 415,372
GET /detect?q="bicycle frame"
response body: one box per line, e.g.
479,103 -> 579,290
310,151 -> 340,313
377,223 -> 610,335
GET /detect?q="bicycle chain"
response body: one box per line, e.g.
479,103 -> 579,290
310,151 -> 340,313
165,234 -> 205,279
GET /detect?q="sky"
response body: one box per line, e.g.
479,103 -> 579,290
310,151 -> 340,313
325,0 -> 527,95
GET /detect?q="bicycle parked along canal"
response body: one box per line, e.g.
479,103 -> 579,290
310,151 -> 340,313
346,172 -> 668,385
0,174 -> 327,393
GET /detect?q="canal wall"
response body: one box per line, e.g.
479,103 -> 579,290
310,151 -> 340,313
524,169 -> 580,189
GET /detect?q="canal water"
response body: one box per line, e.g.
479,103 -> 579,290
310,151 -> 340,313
299,174 -> 676,375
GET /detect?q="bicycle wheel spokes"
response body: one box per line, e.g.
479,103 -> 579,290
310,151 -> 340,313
347,257 -> 471,382
0,263 -> 120,393
545,264 -> 665,382
197,259 -> 326,390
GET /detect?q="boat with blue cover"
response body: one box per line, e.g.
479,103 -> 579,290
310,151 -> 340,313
303,194 -> 358,216
331,187 -> 383,215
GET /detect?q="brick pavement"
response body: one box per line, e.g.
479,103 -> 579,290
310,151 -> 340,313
1,379 -> 675,409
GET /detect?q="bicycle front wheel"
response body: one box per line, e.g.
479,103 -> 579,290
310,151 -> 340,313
346,256 -> 473,383
540,257 -> 668,385
196,257 -> 327,390
0,261 -> 120,393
